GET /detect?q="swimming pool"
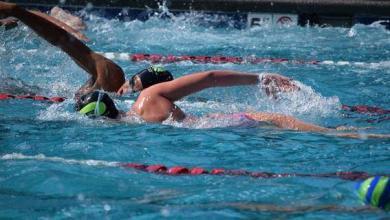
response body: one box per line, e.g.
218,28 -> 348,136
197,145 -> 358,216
1,10 -> 390,219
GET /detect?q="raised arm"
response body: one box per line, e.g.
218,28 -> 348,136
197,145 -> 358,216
156,70 -> 260,101
0,2 -> 124,92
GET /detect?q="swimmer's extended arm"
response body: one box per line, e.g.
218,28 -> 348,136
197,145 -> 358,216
155,70 -> 260,101
245,112 -> 390,139
0,2 -> 124,92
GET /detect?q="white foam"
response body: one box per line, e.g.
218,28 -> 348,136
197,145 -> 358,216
255,80 -> 341,119
103,52 -> 115,59
118,53 -> 130,60
1,153 -> 120,167
336,61 -> 350,66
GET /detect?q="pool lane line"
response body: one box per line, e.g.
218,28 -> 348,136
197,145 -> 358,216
0,93 -> 65,103
1,153 -> 389,181
98,52 -> 390,67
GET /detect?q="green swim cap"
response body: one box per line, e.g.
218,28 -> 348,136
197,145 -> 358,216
78,101 -> 107,116
356,176 -> 390,210
75,91 -> 119,119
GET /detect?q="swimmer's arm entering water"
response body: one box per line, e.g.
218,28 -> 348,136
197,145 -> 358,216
0,2 -> 125,94
149,70 -> 299,101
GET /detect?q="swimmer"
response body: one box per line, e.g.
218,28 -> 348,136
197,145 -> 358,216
1,2 -> 388,139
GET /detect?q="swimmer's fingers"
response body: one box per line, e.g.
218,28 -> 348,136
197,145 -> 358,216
261,74 -> 299,98
274,77 -> 299,92
333,133 -> 390,139
0,17 -> 18,29
335,126 -> 373,131
117,80 -> 130,96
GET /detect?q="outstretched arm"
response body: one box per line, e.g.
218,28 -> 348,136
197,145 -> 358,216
155,70 -> 260,101
0,2 -> 124,93
245,112 -> 390,139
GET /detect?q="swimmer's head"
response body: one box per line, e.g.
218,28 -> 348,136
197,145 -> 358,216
75,91 -> 119,119
129,66 -> 173,92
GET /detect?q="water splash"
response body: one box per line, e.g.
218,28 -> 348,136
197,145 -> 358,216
1,153 -> 120,167
255,80 -> 341,118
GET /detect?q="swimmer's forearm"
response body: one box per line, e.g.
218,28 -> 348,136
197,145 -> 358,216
159,70 -> 260,101
204,70 -> 260,87
246,113 -> 330,132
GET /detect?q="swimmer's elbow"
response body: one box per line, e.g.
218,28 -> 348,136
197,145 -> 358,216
203,70 -> 228,87
199,71 -> 218,88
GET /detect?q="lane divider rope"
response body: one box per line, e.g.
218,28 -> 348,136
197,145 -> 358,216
0,93 -> 65,103
0,92 -> 389,116
98,52 -> 390,67
2,153 -> 388,181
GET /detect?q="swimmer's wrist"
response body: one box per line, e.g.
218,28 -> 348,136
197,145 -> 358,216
10,4 -> 21,15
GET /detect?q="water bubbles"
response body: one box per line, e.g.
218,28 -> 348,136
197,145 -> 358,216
157,0 -> 175,19
160,207 -> 170,217
86,2 -> 94,10
347,27 -> 357,37
103,204 -> 111,212
77,193 -> 85,201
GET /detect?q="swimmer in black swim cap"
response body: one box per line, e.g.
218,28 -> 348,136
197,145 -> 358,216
117,66 -> 173,95
75,91 -> 119,119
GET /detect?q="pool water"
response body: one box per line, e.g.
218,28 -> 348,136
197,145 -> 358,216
1,10 -> 390,219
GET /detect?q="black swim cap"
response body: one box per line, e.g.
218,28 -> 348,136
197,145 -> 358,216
130,66 -> 173,90
75,91 -> 119,119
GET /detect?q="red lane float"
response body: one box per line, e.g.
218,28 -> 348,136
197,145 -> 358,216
0,93 -> 65,103
342,104 -> 390,114
119,162 -> 387,181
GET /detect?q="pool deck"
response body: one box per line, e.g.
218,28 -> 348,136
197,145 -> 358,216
7,0 -> 390,28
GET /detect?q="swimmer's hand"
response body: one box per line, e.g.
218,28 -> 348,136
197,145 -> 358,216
117,80 -> 131,96
0,1 -> 17,18
261,73 -> 300,98
334,133 -> 390,139
335,126 -> 372,131
0,17 -> 17,29
50,6 -> 87,31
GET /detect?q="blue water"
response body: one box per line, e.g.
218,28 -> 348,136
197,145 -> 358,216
1,10 -> 390,219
